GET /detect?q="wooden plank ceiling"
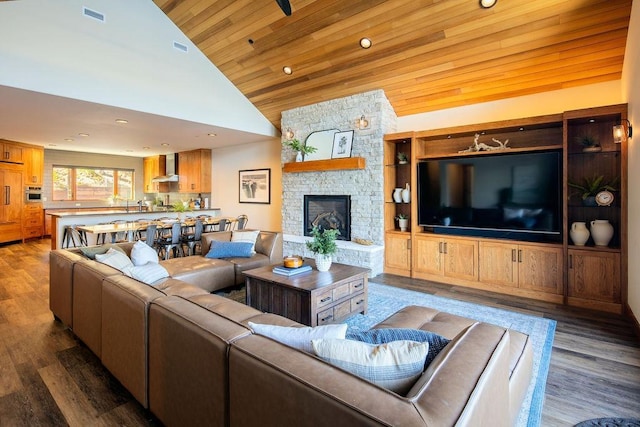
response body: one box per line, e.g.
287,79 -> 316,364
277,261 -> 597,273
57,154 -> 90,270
154,0 -> 632,129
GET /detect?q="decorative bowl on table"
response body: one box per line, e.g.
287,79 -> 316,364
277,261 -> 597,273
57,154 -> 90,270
283,255 -> 304,268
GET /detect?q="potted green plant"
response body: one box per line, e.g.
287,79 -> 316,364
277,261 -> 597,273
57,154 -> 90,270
397,152 -> 408,164
568,175 -> 618,206
283,138 -> 317,162
171,200 -> 191,220
576,135 -> 601,153
395,213 -> 409,231
306,226 -> 340,271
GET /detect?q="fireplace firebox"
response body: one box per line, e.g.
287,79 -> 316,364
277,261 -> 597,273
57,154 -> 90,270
304,195 -> 351,241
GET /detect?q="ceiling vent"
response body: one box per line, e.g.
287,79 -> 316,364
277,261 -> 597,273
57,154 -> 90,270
83,7 -> 105,22
173,41 -> 188,53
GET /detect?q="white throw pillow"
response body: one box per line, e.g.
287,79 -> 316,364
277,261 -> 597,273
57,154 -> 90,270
231,230 -> 260,254
248,322 -> 347,353
95,248 -> 134,273
131,240 -> 159,266
311,339 -> 429,395
127,262 -> 169,285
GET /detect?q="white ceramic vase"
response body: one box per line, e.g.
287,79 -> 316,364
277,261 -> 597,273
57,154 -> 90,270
569,222 -> 590,246
295,151 -> 303,162
315,254 -> 332,272
392,188 -> 403,203
401,183 -> 410,203
590,220 -> 614,246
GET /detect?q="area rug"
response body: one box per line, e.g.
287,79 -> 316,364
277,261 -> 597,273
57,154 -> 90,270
575,419 -> 640,427
218,281 -> 555,427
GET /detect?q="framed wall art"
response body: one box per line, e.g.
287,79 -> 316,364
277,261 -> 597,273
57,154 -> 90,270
239,168 -> 271,204
331,130 -> 354,159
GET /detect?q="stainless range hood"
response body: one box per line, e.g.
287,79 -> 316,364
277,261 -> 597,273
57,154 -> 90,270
152,153 -> 179,182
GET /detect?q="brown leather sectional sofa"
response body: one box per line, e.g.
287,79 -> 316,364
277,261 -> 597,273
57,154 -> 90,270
49,229 -> 533,426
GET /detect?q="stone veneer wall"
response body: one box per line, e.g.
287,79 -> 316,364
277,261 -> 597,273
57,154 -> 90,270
280,90 -> 397,276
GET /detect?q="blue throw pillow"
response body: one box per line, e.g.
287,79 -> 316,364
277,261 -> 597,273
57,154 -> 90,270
346,328 -> 450,368
205,241 -> 254,259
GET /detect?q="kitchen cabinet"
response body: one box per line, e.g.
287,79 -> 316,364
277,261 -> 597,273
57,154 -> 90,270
414,234 -> 478,282
568,248 -> 620,309
479,241 -> 563,295
0,140 -> 24,164
23,146 -> 44,185
23,203 -> 43,241
0,167 -> 23,244
143,156 -> 170,193
178,149 -> 211,193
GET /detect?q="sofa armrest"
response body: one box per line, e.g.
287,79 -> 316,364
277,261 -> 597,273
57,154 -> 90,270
255,231 -> 283,264
49,249 -> 84,327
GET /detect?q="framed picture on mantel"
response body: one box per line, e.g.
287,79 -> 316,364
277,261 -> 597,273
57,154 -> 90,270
331,130 -> 354,159
239,168 -> 271,204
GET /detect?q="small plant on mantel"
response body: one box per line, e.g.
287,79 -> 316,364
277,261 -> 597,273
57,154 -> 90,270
283,138 -> 317,161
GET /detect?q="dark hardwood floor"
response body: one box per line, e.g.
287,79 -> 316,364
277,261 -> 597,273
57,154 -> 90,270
0,238 -> 639,426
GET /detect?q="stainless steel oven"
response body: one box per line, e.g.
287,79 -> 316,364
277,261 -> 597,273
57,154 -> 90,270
25,186 -> 43,203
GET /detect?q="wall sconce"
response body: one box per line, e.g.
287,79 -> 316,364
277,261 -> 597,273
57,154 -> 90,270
284,127 -> 295,140
355,115 -> 370,130
613,119 -> 632,144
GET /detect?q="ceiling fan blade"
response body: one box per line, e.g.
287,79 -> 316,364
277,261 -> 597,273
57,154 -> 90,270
276,0 -> 292,16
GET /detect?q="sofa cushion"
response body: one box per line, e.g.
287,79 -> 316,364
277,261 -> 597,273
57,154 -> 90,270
311,338 -> 429,395
95,248 -> 134,272
231,230 -> 260,253
127,262 -> 169,285
206,241 -> 254,259
161,257 -> 236,293
346,328 -> 450,367
248,322 -> 347,353
80,244 -> 126,260
131,240 -> 159,266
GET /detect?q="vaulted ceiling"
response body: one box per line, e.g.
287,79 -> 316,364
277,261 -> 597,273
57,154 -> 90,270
154,0 -> 632,129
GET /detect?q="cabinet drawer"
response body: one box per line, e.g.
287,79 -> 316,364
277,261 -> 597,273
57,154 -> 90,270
333,300 -> 351,320
349,279 -> 365,294
350,295 -> 366,312
317,307 -> 335,325
23,218 -> 42,227
23,226 -> 43,238
333,283 -> 350,301
315,290 -> 334,308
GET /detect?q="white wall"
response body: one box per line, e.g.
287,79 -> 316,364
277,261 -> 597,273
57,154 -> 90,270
622,0 -> 640,322
210,139 -> 283,232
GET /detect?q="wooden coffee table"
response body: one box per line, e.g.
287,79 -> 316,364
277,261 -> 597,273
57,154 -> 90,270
244,260 -> 369,326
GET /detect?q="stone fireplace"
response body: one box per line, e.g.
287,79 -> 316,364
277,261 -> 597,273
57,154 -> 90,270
280,90 -> 398,277
304,195 -> 351,241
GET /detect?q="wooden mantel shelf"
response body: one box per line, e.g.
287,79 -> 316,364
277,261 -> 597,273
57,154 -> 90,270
283,157 -> 366,173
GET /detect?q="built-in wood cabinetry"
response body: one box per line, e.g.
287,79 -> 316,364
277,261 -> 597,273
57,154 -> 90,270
143,155 -> 170,193
23,203 -> 44,241
23,146 -> 44,186
0,166 -> 23,244
384,104 -> 628,313
0,140 -> 24,164
178,149 -> 211,193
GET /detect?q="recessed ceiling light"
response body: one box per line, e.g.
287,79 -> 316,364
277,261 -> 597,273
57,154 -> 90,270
359,37 -> 372,49
115,119 -> 128,124
208,133 -> 217,137
64,138 -> 74,142
49,144 -> 57,147
479,0 -> 497,8
143,146 -> 150,150
589,119 -> 596,123
125,149 -> 134,152
283,66 -> 293,75
161,143 -> 170,147
78,133 -> 89,137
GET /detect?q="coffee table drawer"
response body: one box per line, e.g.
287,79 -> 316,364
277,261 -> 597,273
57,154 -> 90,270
350,279 -> 365,294
351,294 -> 366,312
317,307 -> 335,325
315,283 -> 351,309
317,300 -> 351,325
316,290 -> 334,308
333,283 -> 350,301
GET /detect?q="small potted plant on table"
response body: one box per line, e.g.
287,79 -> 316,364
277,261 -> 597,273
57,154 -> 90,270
306,226 -> 339,272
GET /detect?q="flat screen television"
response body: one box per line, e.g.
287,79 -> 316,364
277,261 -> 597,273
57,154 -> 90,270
417,150 -> 562,242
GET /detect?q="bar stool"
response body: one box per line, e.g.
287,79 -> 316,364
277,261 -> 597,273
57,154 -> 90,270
61,225 -> 87,248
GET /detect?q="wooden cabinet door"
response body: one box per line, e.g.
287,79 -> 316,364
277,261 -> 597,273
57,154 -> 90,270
1,142 -> 23,164
385,233 -> 411,272
443,237 -> 478,281
0,169 -> 23,243
178,150 -> 195,193
518,244 -> 563,295
568,249 -> 620,303
414,235 -> 443,276
479,241 -> 517,287
143,157 -> 156,193
23,146 -> 44,185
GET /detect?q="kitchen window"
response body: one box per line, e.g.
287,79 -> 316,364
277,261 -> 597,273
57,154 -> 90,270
53,166 -> 134,201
